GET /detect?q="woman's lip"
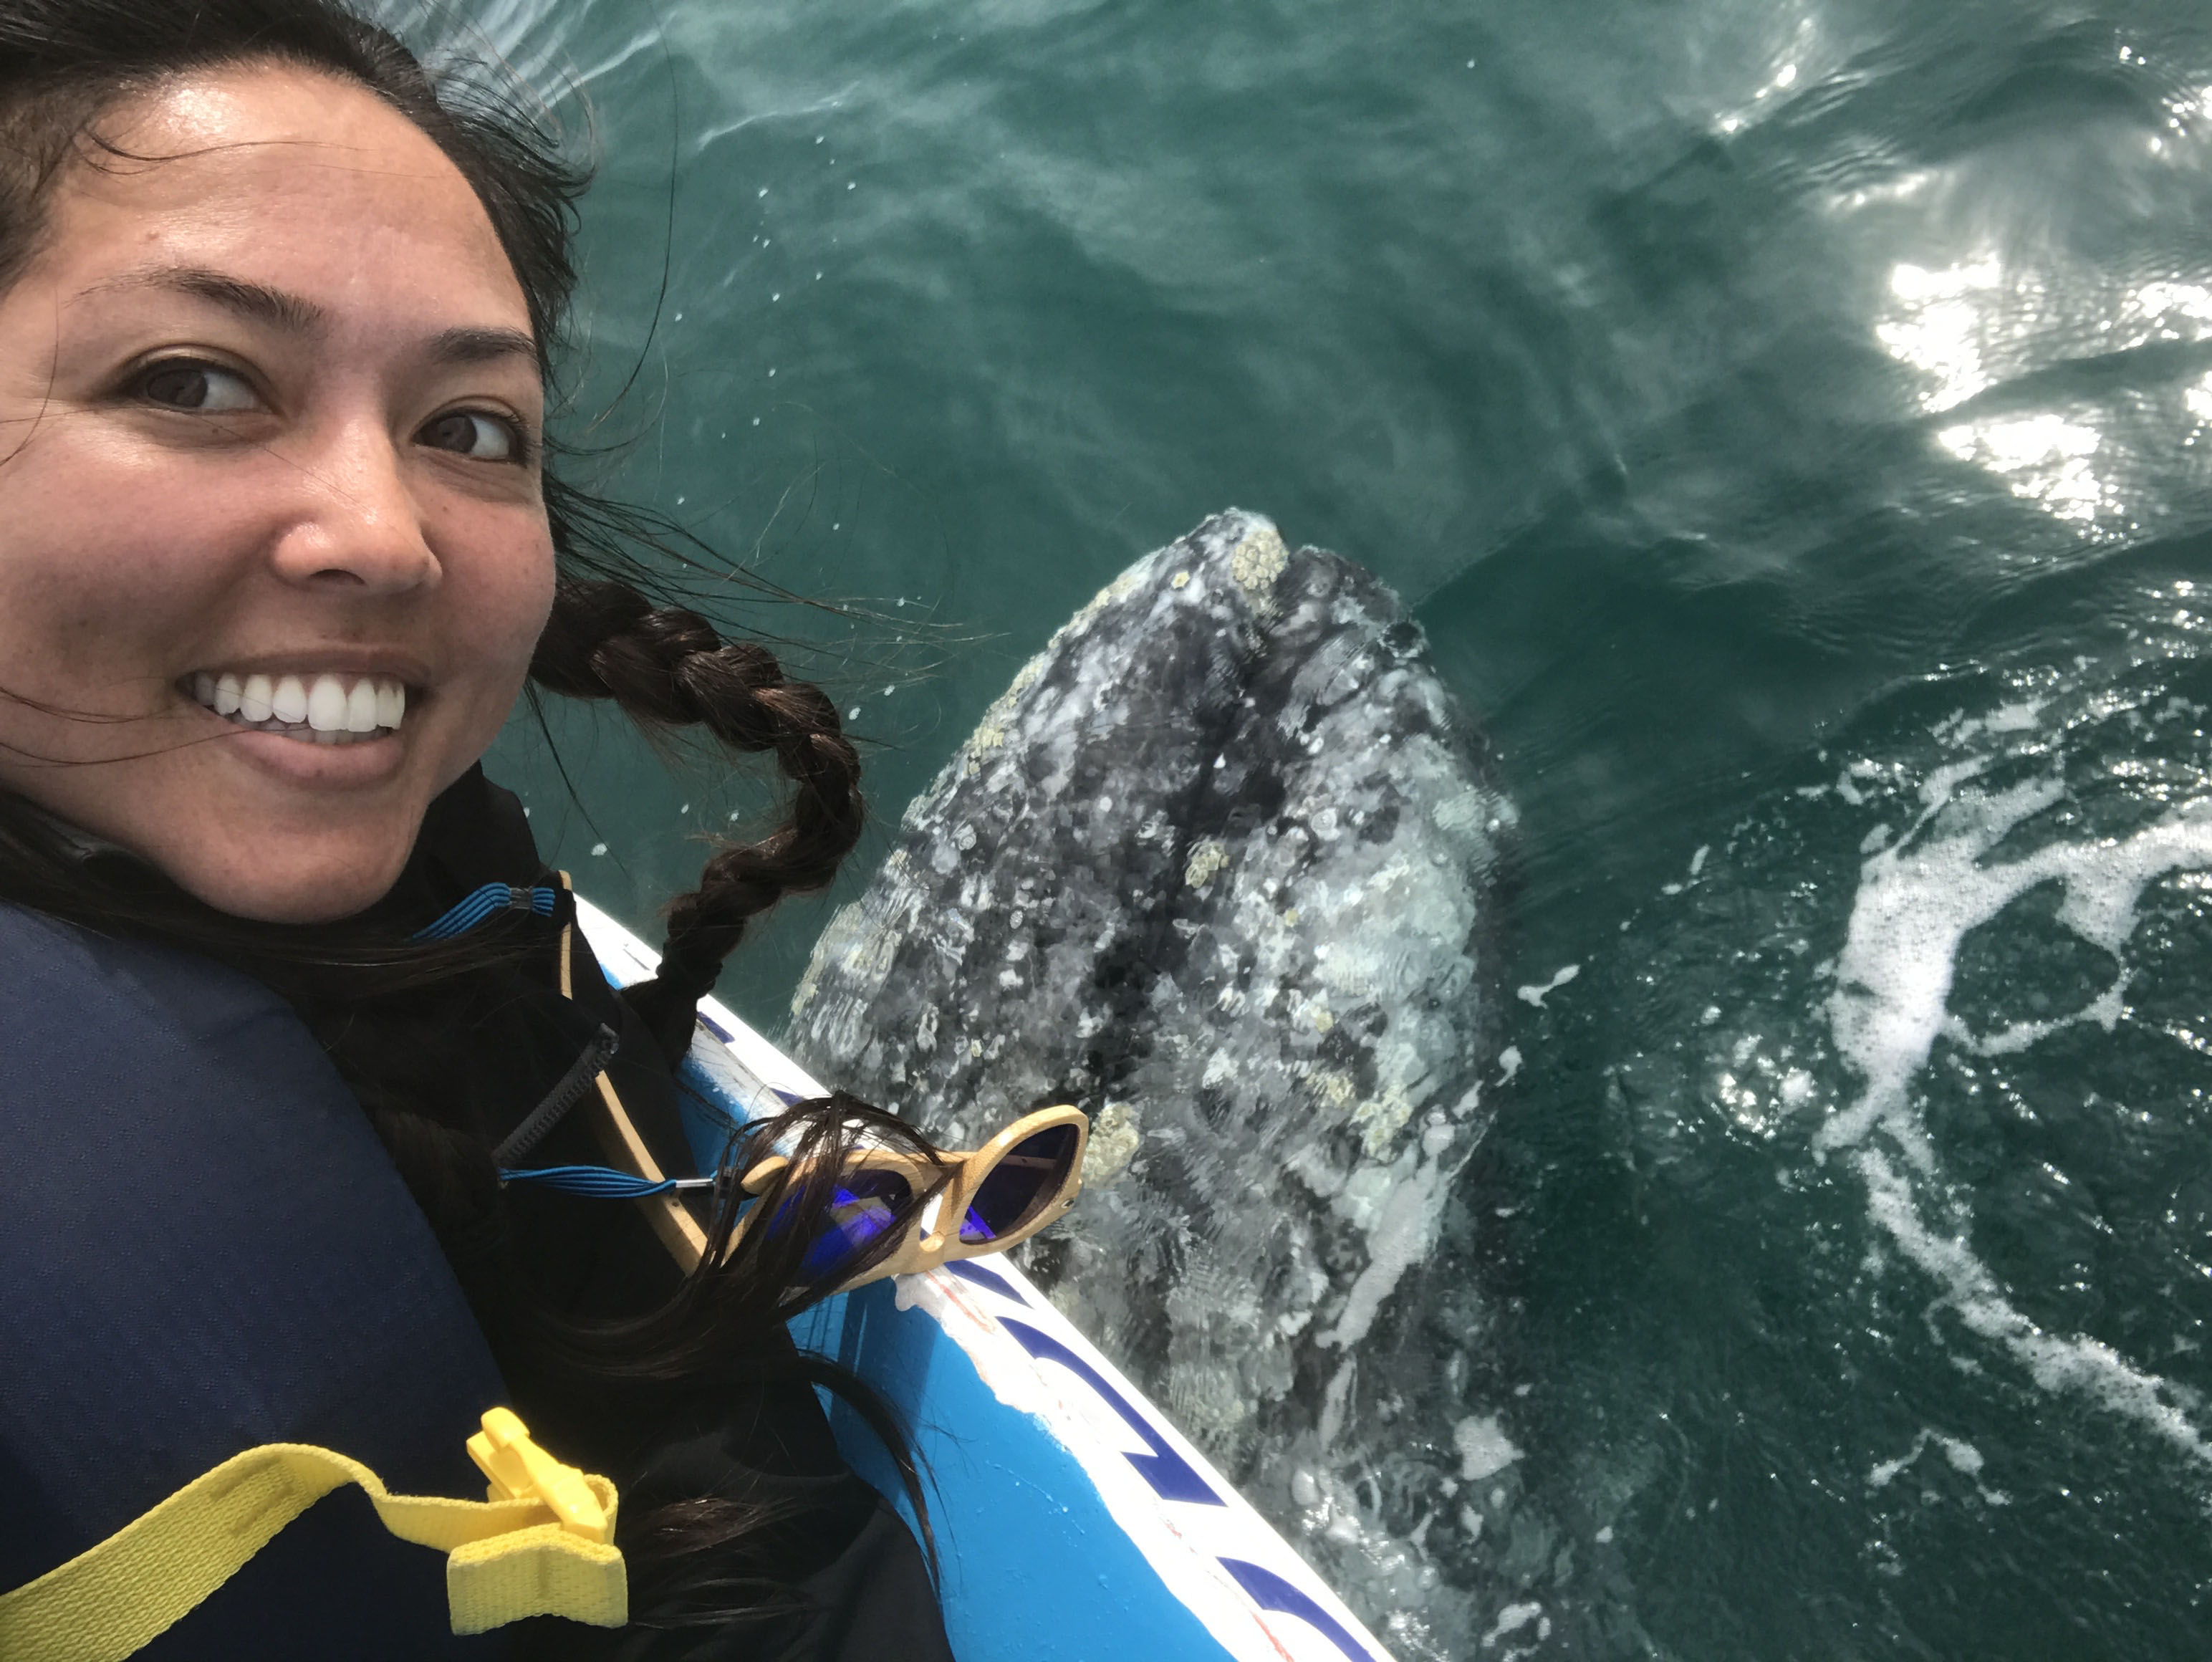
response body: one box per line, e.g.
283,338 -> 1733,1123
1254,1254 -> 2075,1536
206,712 -> 410,789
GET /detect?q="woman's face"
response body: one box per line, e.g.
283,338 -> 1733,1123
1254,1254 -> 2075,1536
0,64 -> 554,922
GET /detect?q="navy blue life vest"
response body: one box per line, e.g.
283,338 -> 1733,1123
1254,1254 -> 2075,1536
0,900 -> 514,1658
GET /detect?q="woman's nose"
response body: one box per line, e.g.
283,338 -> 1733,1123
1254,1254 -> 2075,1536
267,419 -> 441,593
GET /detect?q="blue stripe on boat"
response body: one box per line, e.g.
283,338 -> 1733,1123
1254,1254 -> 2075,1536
1001,1318 -> 1223,1507
1216,1560 -> 1379,1661
943,1258 -> 1023,1302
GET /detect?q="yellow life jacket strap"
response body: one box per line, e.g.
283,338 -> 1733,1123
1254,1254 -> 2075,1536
0,1408 -> 625,1661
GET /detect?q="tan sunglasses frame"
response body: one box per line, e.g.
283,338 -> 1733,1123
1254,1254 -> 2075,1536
734,1104 -> 1090,1292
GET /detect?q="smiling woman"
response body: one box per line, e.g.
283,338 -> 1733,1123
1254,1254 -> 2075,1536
0,4 -> 953,1659
0,63 -> 554,921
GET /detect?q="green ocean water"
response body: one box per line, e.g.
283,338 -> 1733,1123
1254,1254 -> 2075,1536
461,0 -> 2212,1653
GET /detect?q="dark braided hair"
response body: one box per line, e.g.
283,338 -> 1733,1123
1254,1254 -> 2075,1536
531,579 -> 865,1065
0,0 -> 923,1646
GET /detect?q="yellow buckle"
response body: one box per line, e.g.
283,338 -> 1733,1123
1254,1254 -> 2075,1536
466,1408 -> 611,1543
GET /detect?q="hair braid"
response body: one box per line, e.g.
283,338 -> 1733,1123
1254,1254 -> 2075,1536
532,579 -> 865,1062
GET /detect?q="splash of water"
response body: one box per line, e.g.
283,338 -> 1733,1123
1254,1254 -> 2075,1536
1819,731 -> 2212,1468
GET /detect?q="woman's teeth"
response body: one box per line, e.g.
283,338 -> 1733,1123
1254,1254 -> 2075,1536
190,671 -> 408,744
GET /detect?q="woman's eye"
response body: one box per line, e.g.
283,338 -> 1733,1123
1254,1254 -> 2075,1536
138,361 -> 261,413
420,410 -> 523,462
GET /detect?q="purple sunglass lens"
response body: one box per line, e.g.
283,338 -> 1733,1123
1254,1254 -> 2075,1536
958,1123 -> 1079,1246
797,1167 -> 915,1282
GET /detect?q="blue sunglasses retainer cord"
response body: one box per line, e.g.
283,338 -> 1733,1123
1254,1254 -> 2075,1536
412,882 -> 560,942
500,1163 -> 716,1199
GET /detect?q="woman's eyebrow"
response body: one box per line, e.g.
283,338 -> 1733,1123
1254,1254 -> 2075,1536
428,325 -> 539,367
89,264 -> 326,332
82,264 -> 538,365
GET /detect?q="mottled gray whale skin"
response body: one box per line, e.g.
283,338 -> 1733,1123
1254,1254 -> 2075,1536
789,510 -> 1512,1651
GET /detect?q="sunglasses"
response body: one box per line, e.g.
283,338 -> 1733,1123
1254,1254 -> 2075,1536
503,1104 -> 1089,1293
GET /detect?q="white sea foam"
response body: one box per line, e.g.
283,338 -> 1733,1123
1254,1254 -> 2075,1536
1516,964 -> 1580,1007
1867,1428 -> 2010,1504
1821,751 -> 2212,1466
1320,1143 -> 1467,1349
1453,1415 -> 1523,1481
1481,1600 -> 1543,1646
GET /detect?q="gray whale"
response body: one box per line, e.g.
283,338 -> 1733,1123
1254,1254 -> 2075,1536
789,510 -> 1514,1650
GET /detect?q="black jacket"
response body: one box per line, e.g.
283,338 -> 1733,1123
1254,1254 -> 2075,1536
0,771 -> 951,1661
